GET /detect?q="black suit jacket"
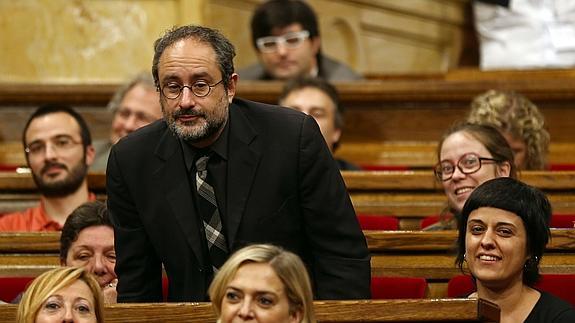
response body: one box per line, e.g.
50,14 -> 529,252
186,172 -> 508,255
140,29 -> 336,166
107,98 -> 371,302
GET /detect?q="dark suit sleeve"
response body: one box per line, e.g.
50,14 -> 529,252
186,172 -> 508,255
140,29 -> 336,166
106,146 -> 163,302
298,115 -> 371,299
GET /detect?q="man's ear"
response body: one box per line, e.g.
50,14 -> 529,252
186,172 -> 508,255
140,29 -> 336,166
85,144 -> 96,167
226,73 -> 239,104
311,36 -> 321,56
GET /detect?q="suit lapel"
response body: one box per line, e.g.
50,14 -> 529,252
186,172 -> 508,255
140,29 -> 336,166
226,102 -> 261,245
154,127 -> 205,268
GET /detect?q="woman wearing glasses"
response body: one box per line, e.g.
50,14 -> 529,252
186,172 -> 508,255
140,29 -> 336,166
426,123 -> 516,230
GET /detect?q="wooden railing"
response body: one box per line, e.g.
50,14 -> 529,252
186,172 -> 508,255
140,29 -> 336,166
1,171 -> 575,229
0,298 -> 500,322
1,229 -> 573,298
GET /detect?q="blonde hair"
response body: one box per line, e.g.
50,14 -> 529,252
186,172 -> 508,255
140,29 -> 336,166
467,90 -> 550,170
209,244 -> 316,323
17,267 -> 104,323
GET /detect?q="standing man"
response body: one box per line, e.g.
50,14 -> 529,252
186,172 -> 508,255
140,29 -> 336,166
279,77 -> 360,170
0,104 -> 96,231
107,25 -> 370,302
239,0 -> 362,81
91,72 -> 162,171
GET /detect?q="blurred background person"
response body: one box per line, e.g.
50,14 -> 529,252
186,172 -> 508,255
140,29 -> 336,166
467,89 -> 550,170
279,77 -> 359,170
0,104 -> 96,232
428,123 -> 515,230
239,0 -> 361,81
17,266 -> 104,323
91,72 -> 162,172
209,244 -> 316,323
60,201 -> 117,304
456,177 -> 575,322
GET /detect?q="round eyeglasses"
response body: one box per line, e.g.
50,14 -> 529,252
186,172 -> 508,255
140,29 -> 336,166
256,30 -> 310,53
160,79 -> 223,100
434,153 -> 501,181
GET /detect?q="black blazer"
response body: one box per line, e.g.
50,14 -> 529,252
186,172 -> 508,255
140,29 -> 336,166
107,98 -> 371,302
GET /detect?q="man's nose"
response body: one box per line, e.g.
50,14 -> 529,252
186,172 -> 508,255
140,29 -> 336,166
179,87 -> 197,109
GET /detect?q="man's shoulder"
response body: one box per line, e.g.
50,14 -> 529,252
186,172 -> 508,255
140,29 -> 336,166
320,55 -> 363,81
0,206 -> 39,231
237,63 -> 267,80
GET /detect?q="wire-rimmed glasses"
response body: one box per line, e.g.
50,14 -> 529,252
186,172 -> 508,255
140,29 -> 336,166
160,79 -> 223,100
434,153 -> 501,181
25,135 -> 83,158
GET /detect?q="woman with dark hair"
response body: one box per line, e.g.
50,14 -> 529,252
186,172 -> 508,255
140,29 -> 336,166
428,123 -> 516,230
456,177 -> 575,322
60,201 -> 116,304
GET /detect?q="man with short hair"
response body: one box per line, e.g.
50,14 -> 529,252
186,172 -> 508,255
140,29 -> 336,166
0,104 -> 96,231
91,72 -> 162,171
279,77 -> 360,170
107,25 -> 370,302
239,0 -> 362,81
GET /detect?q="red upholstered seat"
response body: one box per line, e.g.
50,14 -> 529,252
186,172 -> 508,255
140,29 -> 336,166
0,276 -> 35,302
549,164 -> 575,171
550,214 -> 575,228
357,214 -> 399,230
447,275 -> 475,298
420,215 -> 441,230
360,165 -> 410,171
447,274 -> 575,305
371,276 -> 427,299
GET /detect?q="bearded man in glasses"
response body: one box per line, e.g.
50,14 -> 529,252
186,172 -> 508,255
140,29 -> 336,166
239,0 -> 362,81
106,24 -> 370,303
0,104 -> 96,231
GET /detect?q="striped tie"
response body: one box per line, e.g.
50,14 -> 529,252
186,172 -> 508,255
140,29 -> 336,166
195,154 -> 228,273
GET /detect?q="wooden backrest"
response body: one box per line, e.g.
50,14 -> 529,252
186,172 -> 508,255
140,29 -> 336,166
0,299 -> 500,322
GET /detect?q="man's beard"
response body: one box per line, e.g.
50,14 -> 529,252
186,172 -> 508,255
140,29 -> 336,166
163,95 -> 228,144
32,159 -> 88,198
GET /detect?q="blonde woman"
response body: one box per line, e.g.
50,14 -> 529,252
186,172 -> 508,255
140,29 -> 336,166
17,267 -> 104,323
468,90 -> 550,170
209,244 -> 316,323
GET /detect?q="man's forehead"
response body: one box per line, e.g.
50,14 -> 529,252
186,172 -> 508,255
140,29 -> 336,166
158,38 -> 219,77
26,112 -> 81,141
270,23 -> 304,36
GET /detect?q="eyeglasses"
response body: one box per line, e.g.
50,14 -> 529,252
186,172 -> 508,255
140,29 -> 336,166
25,135 -> 83,157
160,79 -> 223,100
256,30 -> 310,53
434,153 -> 501,181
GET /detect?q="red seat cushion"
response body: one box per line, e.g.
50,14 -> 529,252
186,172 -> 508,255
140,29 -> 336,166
447,275 -> 475,298
371,276 -> 427,299
549,164 -> 575,171
550,214 -> 575,228
357,214 -> 399,230
0,277 -> 35,302
448,274 -> 575,305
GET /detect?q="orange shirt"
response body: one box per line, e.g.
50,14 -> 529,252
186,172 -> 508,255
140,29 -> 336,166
0,193 -> 97,232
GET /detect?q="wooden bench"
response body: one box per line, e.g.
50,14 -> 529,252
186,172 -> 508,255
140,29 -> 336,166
1,75 -> 575,151
1,229 -> 573,298
0,298 -> 500,322
1,171 -> 575,229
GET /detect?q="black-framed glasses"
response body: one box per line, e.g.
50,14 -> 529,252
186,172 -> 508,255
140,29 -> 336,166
256,30 -> 310,53
434,153 -> 501,181
25,135 -> 83,157
160,79 -> 223,100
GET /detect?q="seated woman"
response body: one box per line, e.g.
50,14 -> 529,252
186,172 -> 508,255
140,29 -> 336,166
209,244 -> 316,323
467,90 -> 550,170
17,266 -> 104,323
60,201 -> 117,303
427,123 -> 516,230
456,177 -> 575,322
